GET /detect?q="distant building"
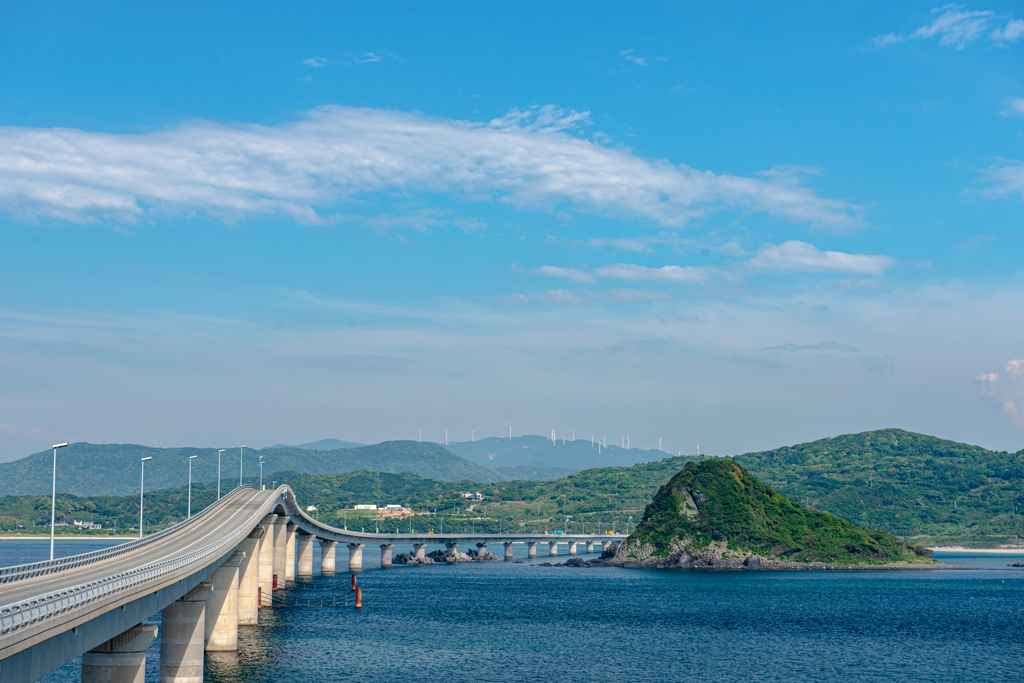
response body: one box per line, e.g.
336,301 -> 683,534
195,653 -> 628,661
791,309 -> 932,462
462,492 -> 483,501
74,519 -> 103,530
384,504 -> 406,511
354,504 -> 377,510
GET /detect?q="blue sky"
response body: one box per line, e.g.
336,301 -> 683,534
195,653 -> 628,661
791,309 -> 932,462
1,1 -> 1023,461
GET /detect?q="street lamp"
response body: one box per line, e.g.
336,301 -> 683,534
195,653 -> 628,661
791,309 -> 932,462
187,455 -> 198,518
139,457 -> 152,539
48,442 -> 69,561
259,456 -> 264,489
217,449 -> 225,499
239,445 -> 246,487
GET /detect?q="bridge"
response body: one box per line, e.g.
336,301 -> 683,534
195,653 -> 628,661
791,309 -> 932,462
0,484 -> 626,683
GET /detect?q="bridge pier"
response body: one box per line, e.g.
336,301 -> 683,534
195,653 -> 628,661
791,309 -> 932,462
348,543 -> 365,571
568,542 -> 578,555
81,623 -> 158,683
237,529 -> 262,625
445,542 -> 459,561
475,542 -> 488,560
205,552 -> 243,651
527,541 -> 538,558
160,583 -> 212,683
258,514 -> 277,605
586,541 -> 595,554
380,543 -> 394,568
413,543 -> 428,561
549,541 -> 559,556
272,517 -> 287,589
297,534 -> 315,577
285,523 -> 297,581
504,541 -> 515,560
319,540 -> 337,572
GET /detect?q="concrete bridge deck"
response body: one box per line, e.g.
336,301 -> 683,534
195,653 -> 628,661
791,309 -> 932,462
0,484 -> 625,683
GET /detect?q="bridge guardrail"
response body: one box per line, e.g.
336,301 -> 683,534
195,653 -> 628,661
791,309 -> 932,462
0,485 -> 269,639
0,485 -> 257,586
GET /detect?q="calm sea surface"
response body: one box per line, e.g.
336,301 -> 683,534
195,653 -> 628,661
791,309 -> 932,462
3,539 -> 1023,682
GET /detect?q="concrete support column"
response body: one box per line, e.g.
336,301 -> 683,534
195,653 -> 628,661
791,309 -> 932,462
160,583 -> 212,683
586,541 -> 595,554
413,543 -> 428,561
568,542 -> 578,555
205,552 -> 243,651
549,541 -> 559,556
82,623 -> 158,683
380,543 -> 394,568
258,514 -> 277,606
527,541 -> 538,558
504,542 -> 515,560
348,543 -> 365,571
272,517 -> 287,589
319,540 -> 337,573
475,542 -> 488,561
237,529 -> 262,625
285,523 -> 297,581
297,534 -> 315,577
445,542 -> 459,560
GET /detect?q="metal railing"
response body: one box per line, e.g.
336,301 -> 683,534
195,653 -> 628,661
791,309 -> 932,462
0,485 -> 256,586
0,485 -> 270,638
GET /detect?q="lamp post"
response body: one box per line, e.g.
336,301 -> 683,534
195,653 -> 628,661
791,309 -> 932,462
139,457 -> 152,539
187,455 -> 198,518
217,449 -> 225,499
259,456 -> 264,489
239,445 -> 246,487
48,442 -> 69,561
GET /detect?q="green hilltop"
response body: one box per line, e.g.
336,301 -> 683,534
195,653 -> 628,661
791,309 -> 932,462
619,458 -> 933,565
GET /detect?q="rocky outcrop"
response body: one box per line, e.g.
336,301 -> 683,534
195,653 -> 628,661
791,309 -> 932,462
743,554 -> 762,570
392,552 -> 434,565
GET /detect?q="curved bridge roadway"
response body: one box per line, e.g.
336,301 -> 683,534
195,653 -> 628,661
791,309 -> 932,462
0,484 -> 625,683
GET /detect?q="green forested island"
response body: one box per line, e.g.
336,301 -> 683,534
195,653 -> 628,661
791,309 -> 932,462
0,429 -> 1021,546
616,458 -> 933,566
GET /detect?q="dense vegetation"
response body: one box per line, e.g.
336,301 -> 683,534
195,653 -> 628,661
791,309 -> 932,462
734,429 -> 1024,546
627,459 -> 932,564
447,435 -> 667,471
0,440 -> 507,497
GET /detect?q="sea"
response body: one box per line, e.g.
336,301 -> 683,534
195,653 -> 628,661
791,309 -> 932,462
2,539 -> 1023,682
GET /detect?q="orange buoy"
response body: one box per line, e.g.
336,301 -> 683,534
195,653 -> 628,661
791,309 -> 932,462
351,573 -> 357,591
355,586 -> 362,609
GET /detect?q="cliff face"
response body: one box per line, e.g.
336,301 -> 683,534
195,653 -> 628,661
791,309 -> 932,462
613,459 -> 935,567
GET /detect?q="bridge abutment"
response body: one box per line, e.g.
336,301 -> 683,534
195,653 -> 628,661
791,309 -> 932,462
297,534 -> 315,577
204,552 -> 243,652
504,541 -> 515,560
380,543 -> 394,567
160,583 -> 211,683
284,523 -> 297,581
258,514 -> 277,605
319,540 -> 338,572
81,623 -> 158,683
347,543 -> 365,571
237,530 -> 262,625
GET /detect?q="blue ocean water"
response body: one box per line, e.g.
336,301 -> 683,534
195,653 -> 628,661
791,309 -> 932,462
3,540 -> 1023,682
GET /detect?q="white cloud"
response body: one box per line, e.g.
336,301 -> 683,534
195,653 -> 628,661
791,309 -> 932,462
594,263 -> 712,284
500,288 -> 670,306
746,241 -> 895,276
355,52 -> 382,63
619,49 -> 649,66
534,266 -> 596,284
976,358 -> 1024,428
876,6 -> 1021,49
977,160 -> 1024,199
0,105 -> 864,229
1001,97 -> 1024,117
303,57 -> 328,67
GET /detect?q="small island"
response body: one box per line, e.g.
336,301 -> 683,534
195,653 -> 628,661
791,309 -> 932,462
603,459 -> 938,570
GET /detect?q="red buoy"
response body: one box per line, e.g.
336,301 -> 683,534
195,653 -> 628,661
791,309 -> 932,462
351,573 -> 357,591
355,586 -> 362,609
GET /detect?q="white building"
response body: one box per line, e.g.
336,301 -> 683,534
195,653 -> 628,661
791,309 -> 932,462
354,504 -> 377,510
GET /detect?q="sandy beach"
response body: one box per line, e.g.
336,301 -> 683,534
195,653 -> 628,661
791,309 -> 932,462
929,546 -> 1024,554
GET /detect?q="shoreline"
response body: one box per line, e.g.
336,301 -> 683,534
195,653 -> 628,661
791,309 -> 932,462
928,546 -> 1024,555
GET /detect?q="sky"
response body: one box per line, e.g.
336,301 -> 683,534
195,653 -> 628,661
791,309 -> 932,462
1,1 -> 1023,462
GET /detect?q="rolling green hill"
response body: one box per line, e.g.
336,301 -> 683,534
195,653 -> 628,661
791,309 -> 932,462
620,459 -> 932,565
0,440 -> 506,497
733,429 -> 1024,545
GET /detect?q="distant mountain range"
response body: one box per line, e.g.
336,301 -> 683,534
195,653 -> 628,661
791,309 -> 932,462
267,438 -> 365,450
446,435 -> 672,471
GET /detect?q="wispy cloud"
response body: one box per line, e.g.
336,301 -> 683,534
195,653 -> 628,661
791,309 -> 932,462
0,105 -> 864,229
1001,97 -> 1024,117
619,49 -> 650,66
876,6 -> 1022,49
500,288 -> 671,306
746,241 -> 895,276
533,266 -> 596,284
355,52 -> 382,63
860,354 -> 896,373
976,160 -> 1024,199
976,358 -> 1024,428
594,263 -> 713,285
303,57 -> 328,67
761,341 -> 861,353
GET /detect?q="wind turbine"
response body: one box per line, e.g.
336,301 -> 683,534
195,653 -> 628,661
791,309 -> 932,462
659,438 -> 662,452
419,429 -> 422,442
